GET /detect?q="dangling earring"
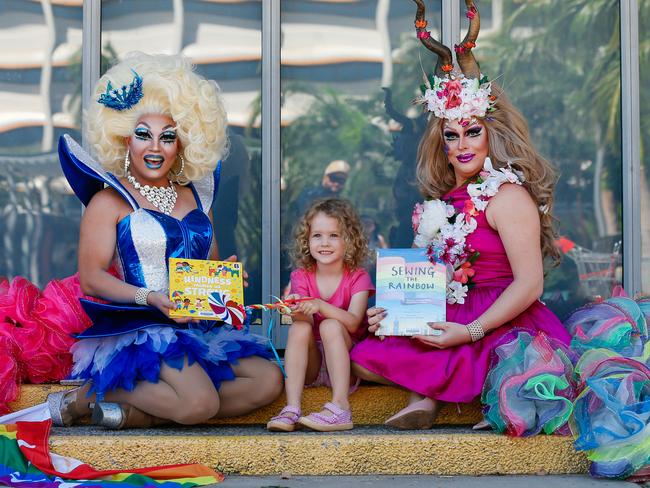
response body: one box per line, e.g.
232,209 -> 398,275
124,150 -> 131,175
170,153 -> 185,180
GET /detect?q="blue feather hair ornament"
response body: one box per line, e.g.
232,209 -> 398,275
97,69 -> 143,111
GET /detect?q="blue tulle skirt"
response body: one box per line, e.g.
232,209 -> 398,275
70,323 -> 272,399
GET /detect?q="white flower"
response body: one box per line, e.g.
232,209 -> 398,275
446,281 -> 468,305
473,199 -> 489,212
467,184 -> 482,198
445,204 -> 456,218
483,157 -> 496,173
413,233 -> 430,248
416,200 -> 448,240
502,169 -> 520,184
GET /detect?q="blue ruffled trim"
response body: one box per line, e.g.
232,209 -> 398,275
73,325 -> 272,398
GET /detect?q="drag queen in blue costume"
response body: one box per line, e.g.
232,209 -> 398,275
48,52 -> 283,429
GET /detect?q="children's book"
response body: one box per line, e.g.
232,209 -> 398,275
169,258 -> 245,326
375,248 -> 446,336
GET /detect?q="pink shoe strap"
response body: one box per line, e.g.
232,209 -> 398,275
270,405 -> 301,424
308,402 -> 352,424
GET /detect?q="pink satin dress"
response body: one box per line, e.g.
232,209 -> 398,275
350,185 -> 572,403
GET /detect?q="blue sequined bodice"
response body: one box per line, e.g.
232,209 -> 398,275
58,134 -> 221,295
115,207 -> 213,293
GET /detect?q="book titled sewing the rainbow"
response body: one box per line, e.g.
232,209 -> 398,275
375,248 -> 446,336
168,257 -> 245,325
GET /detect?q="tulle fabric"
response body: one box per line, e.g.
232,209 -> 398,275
481,332 -> 576,437
71,323 -> 272,399
0,275 -> 92,413
485,294 -> 650,479
564,297 -> 646,357
351,283 -> 571,403
570,343 -> 650,479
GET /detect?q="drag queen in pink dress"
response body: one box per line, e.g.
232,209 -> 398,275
350,0 -> 571,429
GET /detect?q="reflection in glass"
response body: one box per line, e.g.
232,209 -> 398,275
280,0 -> 623,320
640,2 -> 650,290
468,0 -> 623,313
0,0 -> 83,286
101,0 -> 263,304
280,0 -> 442,293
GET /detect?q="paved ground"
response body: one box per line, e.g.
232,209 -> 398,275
208,475 -> 641,487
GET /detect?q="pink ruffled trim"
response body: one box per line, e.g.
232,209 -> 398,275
0,274 -> 96,413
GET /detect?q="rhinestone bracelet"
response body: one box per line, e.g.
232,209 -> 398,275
465,319 -> 485,342
134,287 -> 153,306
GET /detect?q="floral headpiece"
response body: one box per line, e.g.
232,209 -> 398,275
97,69 -> 144,111
412,0 -> 496,122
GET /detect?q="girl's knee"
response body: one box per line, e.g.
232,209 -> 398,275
288,320 -> 313,340
175,390 -> 220,424
319,319 -> 346,338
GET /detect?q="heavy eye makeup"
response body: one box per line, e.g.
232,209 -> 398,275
159,130 -> 177,144
134,126 -> 152,141
443,125 -> 483,142
133,126 -> 177,144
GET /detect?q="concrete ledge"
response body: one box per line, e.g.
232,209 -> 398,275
48,426 -> 588,476
11,384 -> 483,426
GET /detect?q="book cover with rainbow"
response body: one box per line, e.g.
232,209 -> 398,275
169,258 -> 245,326
375,248 -> 446,336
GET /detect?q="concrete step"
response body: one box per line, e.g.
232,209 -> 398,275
48,425 -> 588,476
10,384 -> 483,426
216,475 -> 637,488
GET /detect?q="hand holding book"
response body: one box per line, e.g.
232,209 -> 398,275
366,306 -> 387,341
413,321 -> 472,348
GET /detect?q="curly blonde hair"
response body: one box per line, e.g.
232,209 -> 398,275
85,52 -> 228,185
291,199 -> 370,272
416,84 -> 560,265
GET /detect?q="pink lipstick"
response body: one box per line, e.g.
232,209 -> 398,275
456,153 -> 475,163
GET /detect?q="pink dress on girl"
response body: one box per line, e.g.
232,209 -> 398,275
350,185 -> 572,403
290,267 -> 375,343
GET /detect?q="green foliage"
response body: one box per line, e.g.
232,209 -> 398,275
280,82 -> 399,239
235,0 -> 650,308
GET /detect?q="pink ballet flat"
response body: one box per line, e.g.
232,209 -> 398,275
298,402 -> 353,432
384,398 -> 439,430
267,405 -> 301,432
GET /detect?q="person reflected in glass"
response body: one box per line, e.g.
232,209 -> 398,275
360,214 -> 387,281
350,0 -> 571,429
361,214 -> 388,252
46,53 -> 282,429
294,160 -> 350,216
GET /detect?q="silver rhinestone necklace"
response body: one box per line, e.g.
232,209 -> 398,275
126,171 -> 177,215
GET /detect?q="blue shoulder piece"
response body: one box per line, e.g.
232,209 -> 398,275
191,160 -> 222,213
58,134 -> 138,209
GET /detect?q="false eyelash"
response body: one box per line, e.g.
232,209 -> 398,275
134,128 -> 152,140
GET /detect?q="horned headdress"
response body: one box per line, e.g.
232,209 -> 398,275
413,0 -> 495,122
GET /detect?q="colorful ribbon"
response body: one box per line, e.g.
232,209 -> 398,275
243,296 -> 314,378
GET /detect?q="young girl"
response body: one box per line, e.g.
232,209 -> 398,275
267,198 -> 374,432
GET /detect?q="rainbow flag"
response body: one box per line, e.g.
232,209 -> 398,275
0,404 -> 223,487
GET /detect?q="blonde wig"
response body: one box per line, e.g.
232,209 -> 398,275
416,85 -> 561,265
85,52 -> 228,185
291,198 -> 370,272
